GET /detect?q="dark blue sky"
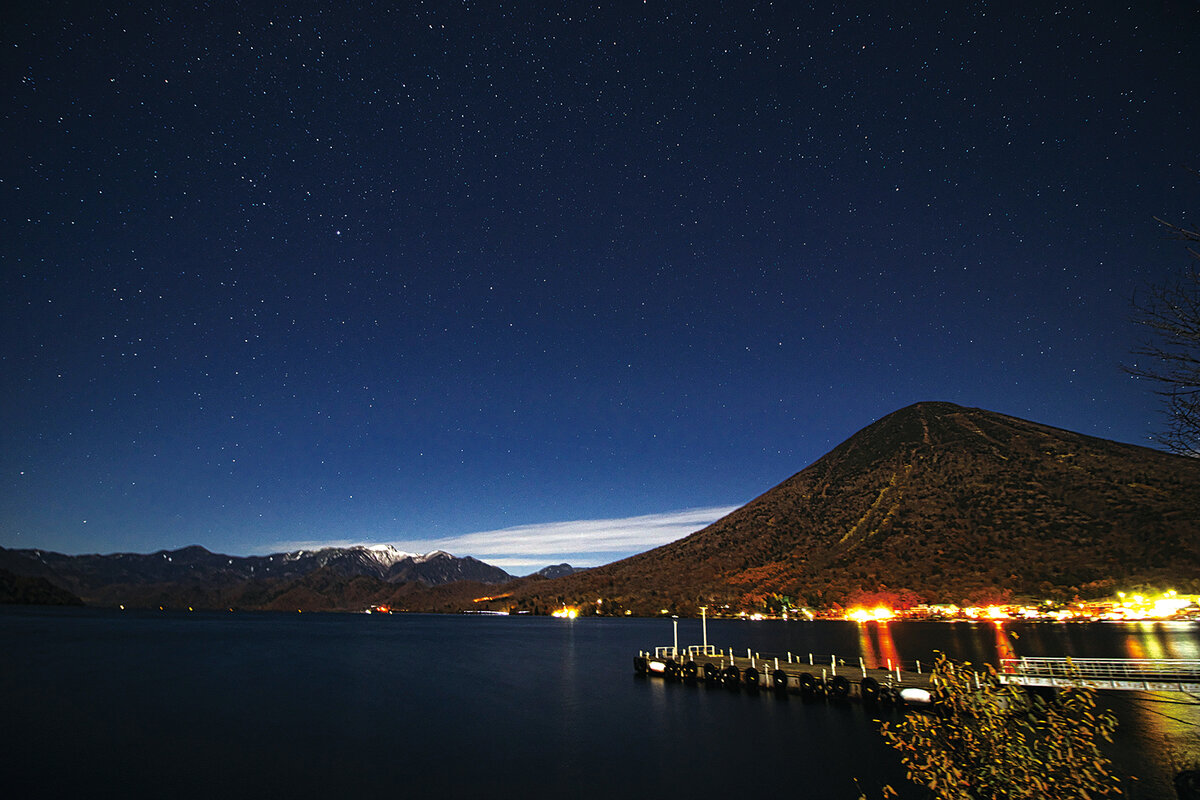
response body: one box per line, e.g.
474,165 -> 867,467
3,1 -> 1198,569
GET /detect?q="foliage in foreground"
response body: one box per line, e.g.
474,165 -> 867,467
876,655 -> 1122,799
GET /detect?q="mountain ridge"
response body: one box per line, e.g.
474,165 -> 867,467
0,544 -> 514,606
488,401 -> 1200,614
4,401 -> 1197,613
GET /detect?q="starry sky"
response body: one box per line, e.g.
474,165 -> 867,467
3,1 -> 1198,571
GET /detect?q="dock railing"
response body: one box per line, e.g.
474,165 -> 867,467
999,657 -> 1200,691
654,645 -> 720,659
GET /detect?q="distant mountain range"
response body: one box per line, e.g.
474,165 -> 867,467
4,402 -> 1198,613
0,544 -> 514,608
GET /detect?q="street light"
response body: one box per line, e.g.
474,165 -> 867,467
672,615 -> 678,656
699,605 -> 708,651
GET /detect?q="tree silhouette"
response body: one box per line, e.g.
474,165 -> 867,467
1130,212 -> 1200,457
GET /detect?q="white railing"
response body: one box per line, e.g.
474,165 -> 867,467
1001,657 -> 1200,681
998,657 -> 1200,690
653,644 -> 718,659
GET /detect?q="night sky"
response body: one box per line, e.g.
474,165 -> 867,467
3,2 -> 1198,571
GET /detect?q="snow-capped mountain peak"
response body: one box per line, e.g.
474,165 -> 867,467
414,549 -> 454,563
358,544 -> 420,565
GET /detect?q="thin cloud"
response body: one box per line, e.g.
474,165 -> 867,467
403,505 -> 738,565
261,505 -> 738,568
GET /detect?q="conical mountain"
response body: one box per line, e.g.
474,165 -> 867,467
505,402 -> 1200,613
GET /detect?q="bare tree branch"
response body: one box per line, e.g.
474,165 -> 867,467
1127,212 -> 1200,457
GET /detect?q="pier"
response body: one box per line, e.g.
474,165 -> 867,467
999,657 -> 1200,693
635,648 -> 1200,701
633,644 -> 935,703
633,608 -> 937,703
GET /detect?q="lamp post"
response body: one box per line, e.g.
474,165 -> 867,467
699,605 -> 708,651
672,616 -> 679,657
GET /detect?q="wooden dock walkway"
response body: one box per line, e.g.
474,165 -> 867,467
634,645 -> 935,702
636,647 -> 1200,703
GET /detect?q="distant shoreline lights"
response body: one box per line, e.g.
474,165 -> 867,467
842,591 -> 1198,623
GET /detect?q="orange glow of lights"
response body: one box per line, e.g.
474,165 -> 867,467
551,607 -> 579,619
846,606 -> 894,622
1151,597 -> 1190,617
1108,590 -> 1195,621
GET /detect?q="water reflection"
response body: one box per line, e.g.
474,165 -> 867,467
1106,688 -> 1200,799
857,620 -> 902,671
1124,629 -> 1149,660
938,622 -> 999,666
876,621 -> 901,671
1118,621 -> 1200,661
856,622 -> 874,668
841,619 -> 1200,676
644,670 -> 669,710
992,621 -> 1017,663
1165,624 -> 1200,660
1015,621 -> 1066,658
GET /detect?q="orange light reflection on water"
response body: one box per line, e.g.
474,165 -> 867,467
1120,622 -> 1190,660
856,619 -> 902,671
1123,630 -> 1148,660
993,621 -> 1017,663
875,619 -> 901,671
856,621 -> 875,669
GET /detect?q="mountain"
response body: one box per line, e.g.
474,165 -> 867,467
0,568 -> 84,606
8,402 -> 1198,615
529,564 -> 584,579
490,402 -> 1200,615
0,544 -> 511,608
383,550 -> 512,585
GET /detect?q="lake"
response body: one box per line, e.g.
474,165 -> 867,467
1,607 -> 1196,799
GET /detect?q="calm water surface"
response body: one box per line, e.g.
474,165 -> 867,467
1,608 -> 1196,799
